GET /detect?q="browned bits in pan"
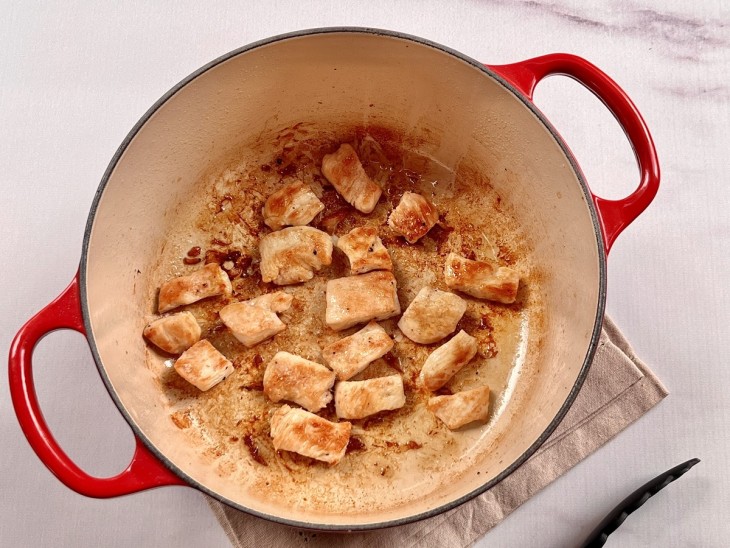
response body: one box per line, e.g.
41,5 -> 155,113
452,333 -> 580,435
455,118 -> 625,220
426,222 -> 454,253
457,313 -> 498,358
278,163 -> 298,177
203,248 -> 250,280
183,257 -> 202,265
243,434 -> 268,466
205,249 -> 226,264
187,246 -> 201,257
381,352 -> 402,373
217,194 -> 234,213
170,411 -> 191,429
346,437 -> 366,454
497,244 -> 516,266
461,248 -> 477,261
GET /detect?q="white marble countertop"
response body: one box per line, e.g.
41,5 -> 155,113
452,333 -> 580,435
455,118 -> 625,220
2,1 -> 728,546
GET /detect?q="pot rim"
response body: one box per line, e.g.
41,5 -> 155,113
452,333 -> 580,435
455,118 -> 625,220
78,26 -> 606,531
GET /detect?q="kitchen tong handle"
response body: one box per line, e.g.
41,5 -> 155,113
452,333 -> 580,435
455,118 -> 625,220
487,54 -> 660,253
580,458 -> 700,547
8,272 -> 185,497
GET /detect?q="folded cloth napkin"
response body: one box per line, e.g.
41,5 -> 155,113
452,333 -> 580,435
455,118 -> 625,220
206,316 -> 668,547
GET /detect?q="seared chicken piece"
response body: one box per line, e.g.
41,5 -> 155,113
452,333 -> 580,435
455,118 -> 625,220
325,271 -> 401,331
174,339 -> 234,391
219,292 -> 293,348
143,312 -> 201,354
263,352 -> 336,412
387,192 -> 439,243
335,226 -> 392,274
321,143 -> 382,213
444,252 -> 520,304
420,330 -> 478,391
262,180 -> 325,230
322,321 -> 394,380
334,375 -> 406,420
397,286 -> 467,344
245,291 -> 294,313
158,263 -> 232,313
428,385 -> 491,430
270,405 -> 351,464
259,226 -> 333,285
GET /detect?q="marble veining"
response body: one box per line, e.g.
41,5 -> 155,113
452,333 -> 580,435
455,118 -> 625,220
655,83 -> 730,101
485,0 -> 729,62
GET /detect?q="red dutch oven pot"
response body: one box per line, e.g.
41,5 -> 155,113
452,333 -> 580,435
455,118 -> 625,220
9,29 -> 658,530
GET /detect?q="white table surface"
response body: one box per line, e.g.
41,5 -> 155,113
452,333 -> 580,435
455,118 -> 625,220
2,1 -> 728,546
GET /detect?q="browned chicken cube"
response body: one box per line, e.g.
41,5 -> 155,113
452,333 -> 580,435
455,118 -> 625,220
143,311 -> 201,354
420,330 -> 478,391
263,351 -> 336,412
259,226 -> 333,285
387,192 -> 439,243
444,252 -> 520,304
262,180 -> 325,230
397,286 -> 466,344
245,291 -> 294,313
427,385 -> 491,430
334,375 -> 406,419
270,405 -> 351,464
174,339 -> 234,391
325,271 -> 401,331
335,226 -> 392,274
321,321 -> 394,380
158,263 -> 232,313
321,143 -> 382,214
219,291 -> 293,348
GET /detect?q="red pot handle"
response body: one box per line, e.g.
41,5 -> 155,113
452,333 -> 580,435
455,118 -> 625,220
487,54 -> 660,253
8,272 -> 186,497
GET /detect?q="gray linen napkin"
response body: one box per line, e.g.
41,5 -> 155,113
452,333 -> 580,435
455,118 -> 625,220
206,316 -> 668,547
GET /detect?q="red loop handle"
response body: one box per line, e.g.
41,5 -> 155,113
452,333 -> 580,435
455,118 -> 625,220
488,54 -> 660,253
8,272 -> 186,497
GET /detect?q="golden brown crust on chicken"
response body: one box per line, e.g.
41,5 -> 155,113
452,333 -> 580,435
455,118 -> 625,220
262,180 -> 324,230
397,286 -> 467,344
263,352 -> 336,412
420,330 -> 478,391
270,405 -> 351,464
321,143 -> 382,213
158,263 -> 232,313
219,291 -> 293,348
387,192 -> 439,243
322,321 -> 394,380
325,271 -> 401,331
444,252 -> 520,304
259,226 -> 333,285
335,226 -> 392,274
334,375 -> 406,419
174,339 -> 234,391
427,385 -> 491,430
220,304 -> 282,348
143,311 -> 201,354
245,291 -> 294,313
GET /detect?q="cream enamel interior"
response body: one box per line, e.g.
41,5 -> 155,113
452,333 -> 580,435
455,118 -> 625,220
83,31 -> 602,527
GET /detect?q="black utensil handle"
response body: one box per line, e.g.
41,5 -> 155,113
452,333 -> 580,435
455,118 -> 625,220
580,458 -> 700,548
